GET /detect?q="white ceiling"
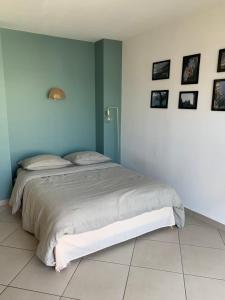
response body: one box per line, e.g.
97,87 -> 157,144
0,0 -> 222,42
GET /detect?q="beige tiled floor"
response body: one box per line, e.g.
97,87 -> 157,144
219,230 -> 225,244
11,256 -> 79,295
87,240 -> 135,265
64,260 -> 129,300
0,205 -> 225,300
179,224 -> 225,249
0,223 -> 19,243
132,239 -> 182,273
124,267 -> 186,300
139,226 -> 179,243
2,228 -> 38,250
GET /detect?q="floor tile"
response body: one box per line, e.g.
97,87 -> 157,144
87,240 -> 134,265
0,286 -> 5,294
185,274 -> 225,300
0,223 -> 19,243
132,239 -> 182,273
185,213 -> 212,228
0,246 -> 33,285
2,228 -> 38,250
219,230 -> 225,244
11,256 -> 79,295
0,287 -> 60,300
0,207 -> 21,224
179,225 -> 225,249
139,227 -> 178,243
124,266 -> 185,300
181,245 -> 225,280
61,298 -> 78,300
63,259 -> 129,300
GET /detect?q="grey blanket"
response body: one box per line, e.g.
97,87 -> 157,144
10,162 -> 184,266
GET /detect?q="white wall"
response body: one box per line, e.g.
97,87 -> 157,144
121,4 -> 225,224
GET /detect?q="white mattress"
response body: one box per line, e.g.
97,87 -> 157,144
55,206 -> 175,271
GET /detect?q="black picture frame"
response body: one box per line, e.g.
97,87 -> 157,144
152,60 -> 170,80
181,54 -> 201,85
217,49 -> 225,72
150,90 -> 169,108
178,91 -> 198,109
211,79 -> 225,111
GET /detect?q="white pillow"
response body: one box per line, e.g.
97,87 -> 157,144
19,154 -> 72,170
64,151 -> 111,165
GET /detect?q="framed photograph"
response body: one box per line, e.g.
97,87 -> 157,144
152,60 -> 170,80
150,90 -> 169,108
178,91 -> 198,109
212,79 -> 225,111
181,54 -> 201,84
217,49 -> 225,72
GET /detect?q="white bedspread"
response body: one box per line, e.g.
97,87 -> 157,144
9,162 -> 184,266
55,207 -> 175,271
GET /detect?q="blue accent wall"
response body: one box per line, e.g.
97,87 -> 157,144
1,29 -> 96,175
0,29 -> 122,202
95,39 -> 122,162
0,33 -> 12,199
95,41 -> 104,154
103,40 -> 122,162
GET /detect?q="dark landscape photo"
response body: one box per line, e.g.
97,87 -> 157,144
151,90 -> 169,108
179,91 -> 198,109
217,49 -> 225,72
212,79 -> 225,111
152,60 -> 170,80
181,54 -> 201,84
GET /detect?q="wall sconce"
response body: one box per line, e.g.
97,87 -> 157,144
48,88 -> 65,100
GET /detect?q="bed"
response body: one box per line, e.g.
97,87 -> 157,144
9,161 -> 184,271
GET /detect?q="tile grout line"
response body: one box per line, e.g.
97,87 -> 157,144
130,264 -> 182,275
0,244 -> 35,252
140,237 -> 179,244
60,296 -> 80,300
85,257 -> 129,266
185,221 -> 216,228
2,247 -> 225,296
122,238 -> 136,300
85,242 -> 225,278
184,273 -> 225,282
86,256 -> 183,275
0,225 -> 20,245
185,211 -> 225,231
2,237 -> 225,254
178,242 -> 225,251
7,253 -> 35,287
3,265 -> 225,298
218,229 -> 225,246
137,236 -> 225,251
60,258 -> 82,298
0,285 -> 7,296
3,285 -> 63,298
178,229 -> 188,300
2,213 -> 225,298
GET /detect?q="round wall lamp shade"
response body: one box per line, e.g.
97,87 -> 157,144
48,88 -> 65,100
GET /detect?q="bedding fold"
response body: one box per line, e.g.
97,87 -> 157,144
10,162 -> 184,266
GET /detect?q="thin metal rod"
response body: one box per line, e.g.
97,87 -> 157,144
104,106 -> 120,161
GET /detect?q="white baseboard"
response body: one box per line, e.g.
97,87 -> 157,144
0,199 -> 8,207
